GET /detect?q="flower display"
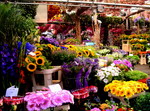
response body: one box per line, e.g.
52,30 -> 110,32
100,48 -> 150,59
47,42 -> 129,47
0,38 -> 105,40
104,80 -> 149,98
24,90 -> 74,110
90,107 -> 101,111
62,58 -> 99,90
96,64 -> 121,84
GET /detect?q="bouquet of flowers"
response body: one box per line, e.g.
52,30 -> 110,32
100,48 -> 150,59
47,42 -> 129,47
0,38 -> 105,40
40,36 -> 59,46
24,51 -> 52,72
96,64 -> 121,84
104,80 -> 149,98
62,58 -> 99,90
24,90 -> 74,110
113,59 -> 132,71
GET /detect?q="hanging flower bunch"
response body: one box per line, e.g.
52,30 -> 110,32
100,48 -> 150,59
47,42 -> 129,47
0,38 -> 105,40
96,64 -> 121,84
113,59 -> 132,71
104,80 -> 149,98
62,58 -> 99,90
24,90 -> 74,111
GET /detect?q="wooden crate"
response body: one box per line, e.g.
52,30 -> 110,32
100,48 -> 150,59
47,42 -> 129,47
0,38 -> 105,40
139,52 -> 147,65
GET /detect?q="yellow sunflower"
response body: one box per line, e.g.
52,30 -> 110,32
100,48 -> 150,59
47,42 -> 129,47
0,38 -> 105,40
37,47 -> 43,51
47,44 -> 55,51
36,57 -> 45,65
77,52 -> 83,57
136,87 -> 142,93
34,51 -> 42,56
90,51 -> 95,57
27,63 -> 37,72
25,57 -> 31,63
142,83 -> 149,90
83,50 -> 90,57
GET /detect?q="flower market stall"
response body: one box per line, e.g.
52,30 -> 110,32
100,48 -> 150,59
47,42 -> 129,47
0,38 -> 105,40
0,0 -> 150,111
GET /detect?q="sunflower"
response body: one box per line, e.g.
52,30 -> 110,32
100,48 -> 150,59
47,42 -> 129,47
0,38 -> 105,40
37,47 -> 43,51
83,50 -> 90,57
26,63 -> 37,72
36,57 -> 45,65
34,51 -> 42,56
47,44 -> 55,51
136,87 -> 142,93
142,83 -> 149,90
77,52 -> 83,57
90,51 -> 95,56
25,57 -> 31,63
35,43 -> 40,46
125,89 -> 134,98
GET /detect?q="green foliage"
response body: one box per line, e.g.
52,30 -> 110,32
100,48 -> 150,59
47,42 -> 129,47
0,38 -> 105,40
124,70 -> 148,81
97,15 -> 123,25
125,55 -> 140,65
0,3 -> 36,46
51,49 -> 77,66
132,92 -> 150,111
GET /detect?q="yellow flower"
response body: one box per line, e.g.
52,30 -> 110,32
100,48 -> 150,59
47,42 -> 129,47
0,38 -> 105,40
77,52 -> 83,57
142,83 -> 149,90
125,89 -> 134,98
110,87 -> 116,95
83,50 -> 90,57
35,43 -> 40,46
25,57 -> 31,63
104,85 -> 109,92
34,51 -> 42,56
36,57 -> 45,65
99,103 -> 109,110
119,88 -> 126,97
27,63 -> 37,72
136,87 -> 142,93
47,44 -> 56,51
90,51 -> 95,56
115,89 -> 120,96
37,47 -> 43,51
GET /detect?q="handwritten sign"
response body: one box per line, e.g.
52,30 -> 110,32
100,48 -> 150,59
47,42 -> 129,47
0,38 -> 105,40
48,84 -> 62,93
5,86 -> 19,97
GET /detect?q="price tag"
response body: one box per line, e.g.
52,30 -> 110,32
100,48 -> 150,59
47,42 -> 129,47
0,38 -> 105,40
48,84 -> 62,93
129,54 -> 133,56
5,86 -> 19,97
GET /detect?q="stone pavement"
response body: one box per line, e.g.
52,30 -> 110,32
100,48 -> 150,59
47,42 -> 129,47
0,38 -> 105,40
134,64 -> 150,75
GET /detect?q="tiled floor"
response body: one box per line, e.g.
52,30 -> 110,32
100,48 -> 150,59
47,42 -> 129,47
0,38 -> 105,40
134,64 -> 150,75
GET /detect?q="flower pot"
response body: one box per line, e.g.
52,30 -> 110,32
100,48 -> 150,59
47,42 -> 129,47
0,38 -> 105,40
32,66 -> 63,91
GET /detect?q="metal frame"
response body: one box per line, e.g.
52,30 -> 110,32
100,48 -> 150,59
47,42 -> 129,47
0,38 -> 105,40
0,0 -> 150,9
33,0 -> 150,9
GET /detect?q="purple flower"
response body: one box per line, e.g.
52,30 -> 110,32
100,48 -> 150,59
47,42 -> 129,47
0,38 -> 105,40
90,108 -> 101,111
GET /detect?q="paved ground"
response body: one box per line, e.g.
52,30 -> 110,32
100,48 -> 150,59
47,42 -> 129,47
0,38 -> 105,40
134,64 -> 150,75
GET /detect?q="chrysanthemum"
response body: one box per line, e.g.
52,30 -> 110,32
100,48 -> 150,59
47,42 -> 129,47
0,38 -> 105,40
104,85 -> 109,92
27,63 -> 37,72
36,57 -> 45,65
125,89 -> 134,98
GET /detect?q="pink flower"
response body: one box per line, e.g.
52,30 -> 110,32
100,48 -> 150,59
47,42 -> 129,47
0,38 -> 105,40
91,108 -> 101,111
51,95 -> 63,106
27,102 -> 40,111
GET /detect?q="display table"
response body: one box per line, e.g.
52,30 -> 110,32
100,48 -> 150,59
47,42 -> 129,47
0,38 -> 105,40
108,91 -> 145,105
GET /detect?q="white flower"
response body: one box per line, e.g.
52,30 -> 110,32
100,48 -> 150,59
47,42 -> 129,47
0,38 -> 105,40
103,79 -> 108,83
